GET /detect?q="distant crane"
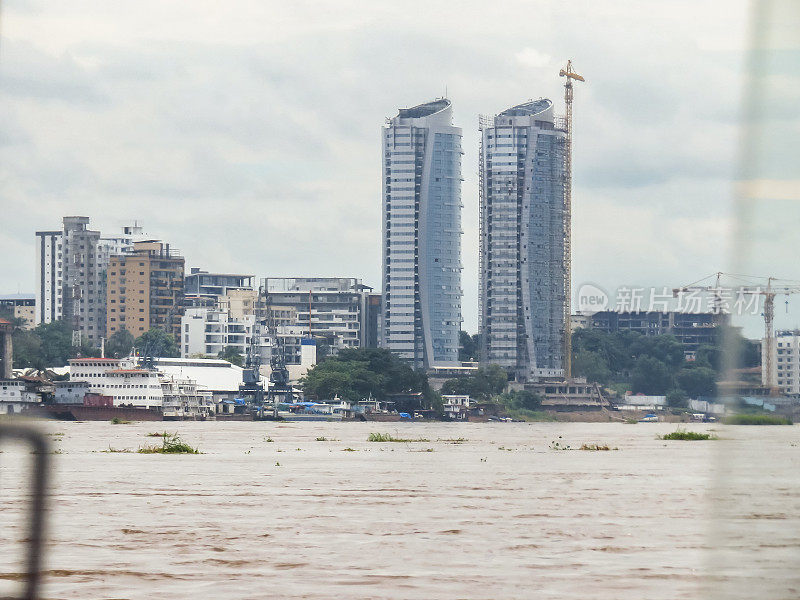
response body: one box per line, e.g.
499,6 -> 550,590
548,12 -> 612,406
673,272 -> 800,386
559,60 -> 585,379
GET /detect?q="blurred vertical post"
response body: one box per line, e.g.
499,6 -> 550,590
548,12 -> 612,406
711,1 -> 800,598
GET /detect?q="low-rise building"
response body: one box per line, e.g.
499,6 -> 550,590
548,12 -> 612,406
442,394 -> 471,419
0,294 -> 36,329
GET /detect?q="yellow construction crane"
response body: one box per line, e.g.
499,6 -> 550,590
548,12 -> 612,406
560,60 -> 584,379
674,272 -> 800,387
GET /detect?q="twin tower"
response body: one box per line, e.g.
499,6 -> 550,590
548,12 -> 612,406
380,98 -> 568,383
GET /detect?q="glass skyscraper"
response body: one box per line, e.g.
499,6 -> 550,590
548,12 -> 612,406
479,99 -> 567,381
380,98 -> 463,369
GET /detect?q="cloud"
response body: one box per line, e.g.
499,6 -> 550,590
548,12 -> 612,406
515,48 -> 552,69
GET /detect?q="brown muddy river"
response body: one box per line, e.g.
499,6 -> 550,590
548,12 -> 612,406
1,420 -> 799,599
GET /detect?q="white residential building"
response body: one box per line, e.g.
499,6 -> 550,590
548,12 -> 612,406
771,331 -> 800,394
380,99 -> 463,369
35,229 -> 63,325
442,394 -> 471,420
181,308 -> 263,359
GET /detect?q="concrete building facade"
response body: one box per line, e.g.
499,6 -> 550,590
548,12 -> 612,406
479,99 -> 567,381
261,277 -> 376,359
106,241 -> 185,341
35,219 -> 144,340
35,229 -> 62,325
770,331 -> 800,395
181,308 -> 265,359
0,294 -> 36,329
380,98 -> 463,369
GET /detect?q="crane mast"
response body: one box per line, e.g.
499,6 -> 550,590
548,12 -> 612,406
559,60 -> 584,379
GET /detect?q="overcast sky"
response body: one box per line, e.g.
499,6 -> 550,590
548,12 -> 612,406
4,0 -> 791,336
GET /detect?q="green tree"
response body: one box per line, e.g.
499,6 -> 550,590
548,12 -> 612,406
458,331 -> 481,362
572,349 -> 612,383
441,364 -> 508,401
218,346 -> 244,367
106,329 -> 135,358
666,389 -> 689,408
36,320 -> 74,366
134,328 -> 179,358
301,348 -> 432,405
12,329 -> 43,369
676,366 -> 717,398
631,355 -> 673,395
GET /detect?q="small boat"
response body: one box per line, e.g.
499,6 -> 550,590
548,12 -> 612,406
639,413 -> 659,422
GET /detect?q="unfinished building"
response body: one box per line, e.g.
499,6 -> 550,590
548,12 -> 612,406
479,99 -> 567,381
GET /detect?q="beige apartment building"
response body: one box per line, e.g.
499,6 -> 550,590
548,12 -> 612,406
106,241 -> 185,341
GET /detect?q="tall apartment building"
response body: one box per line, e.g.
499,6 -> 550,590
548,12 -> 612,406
769,331 -> 800,394
106,241 -> 185,341
35,218 -> 144,339
479,99 -> 567,381
35,229 -> 62,325
380,98 -> 463,369
260,277 -> 376,361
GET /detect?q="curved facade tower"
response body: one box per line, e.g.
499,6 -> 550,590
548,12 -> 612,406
380,99 -> 463,369
479,99 -> 567,381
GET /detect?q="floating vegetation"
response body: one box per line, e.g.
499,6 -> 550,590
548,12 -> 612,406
275,461 -> 281,466
411,448 -> 435,452
264,437 -> 274,443
342,447 -> 357,452
722,414 -> 793,426
146,432 -> 167,437
438,437 -> 468,444
579,443 -> 617,451
367,432 -> 429,443
137,433 -> 200,454
104,447 -> 132,453
661,429 -> 717,441
46,432 -> 65,437
110,418 -> 131,425
549,440 -> 571,450
624,418 -> 639,425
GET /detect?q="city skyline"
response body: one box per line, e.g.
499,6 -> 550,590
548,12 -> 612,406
2,0 -> 786,338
